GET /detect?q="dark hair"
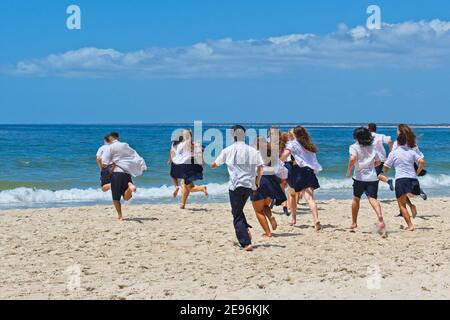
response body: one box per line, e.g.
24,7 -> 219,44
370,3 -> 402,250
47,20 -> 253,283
397,133 -> 407,146
104,134 -> 111,143
368,123 -> 377,133
353,127 -> 374,146
109,132 -> 119,139
231,125 -> 246,142
293,126 -> 317,153
398,124 -> 416,148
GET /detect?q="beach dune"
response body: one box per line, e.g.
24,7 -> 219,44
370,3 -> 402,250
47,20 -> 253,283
0,198 -> 449,300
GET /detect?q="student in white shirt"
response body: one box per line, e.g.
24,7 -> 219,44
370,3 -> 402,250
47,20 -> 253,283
249,136 -> 287,238
96,134 -> 112,192
384,133 -> 426,231
280,126 -> 322,231
101,132 -> 147,221
393,124 -> 428,201
173,129 -> 208,209
211,125 -> 263,252
346,127 -> 386,234
168,132 -> 183,198
368,123 -> 394,191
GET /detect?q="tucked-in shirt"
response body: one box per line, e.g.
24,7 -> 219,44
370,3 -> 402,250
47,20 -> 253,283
101,140 -> 147,177
285,140 -> 322,173
371,132 -> 391,162
214,142 -> 264,191
384,145 -> 424,180
349,143 -> 380,182
96,144 -> 112,165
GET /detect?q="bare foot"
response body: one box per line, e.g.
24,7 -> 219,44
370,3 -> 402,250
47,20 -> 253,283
128,182 -> 137,193
349,223 -> 358,230
203,186 -> 209,197
407,225 -> 415,231
269,217 -> 278,230
262,233 -> 272,238
378,220 -> 386,233
180,204 -> 186,209
173,187 -> 180,198
410,205 -> 417,219
289,219 -> 297,226
315,221 -> 322,231
117,215 -> 123,221
243,245 -> 253,251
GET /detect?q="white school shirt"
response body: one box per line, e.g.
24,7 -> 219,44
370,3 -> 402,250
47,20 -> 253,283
384,145 -> 423,180
171,141 -> 193,165
96,144 -> 112,165
214,142 -> 264,191
392,141 -> 424,159
259,157 -> 289,180
101,140 -> 147,177
285,140 -> 322,173
371,132 -> 391,162
349,143 -> 380,182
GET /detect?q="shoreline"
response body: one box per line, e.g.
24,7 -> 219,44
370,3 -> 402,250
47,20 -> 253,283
1,198 -> 449,299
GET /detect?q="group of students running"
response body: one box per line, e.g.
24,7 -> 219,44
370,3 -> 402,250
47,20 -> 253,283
96,123 -> 426,252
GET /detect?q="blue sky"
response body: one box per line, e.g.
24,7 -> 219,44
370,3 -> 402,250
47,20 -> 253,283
1,0 -> 450,124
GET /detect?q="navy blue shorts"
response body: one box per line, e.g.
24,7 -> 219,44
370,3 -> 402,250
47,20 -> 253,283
395,178 -> 421,199
251,175 -> 287,205
100,165 -> 113,186
353,179 -> 379,199
170,163 -> 185,179
111,172 -> 133,201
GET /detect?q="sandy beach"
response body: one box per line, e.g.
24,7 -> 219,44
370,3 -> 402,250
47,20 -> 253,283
1,197 -> 449,300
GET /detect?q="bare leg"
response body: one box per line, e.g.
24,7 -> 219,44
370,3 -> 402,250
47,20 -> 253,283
123,182 -> 136,201
351,197 -> 360,229
263,198 -> 277,231
113,200 -> 123,221
172,178 -> 180,198
180,180 -> 189,209
288,188 -> 297,225
378,174 -> 388,183
368,197 -> 386,232
405,196 -> 418,218
398,196 -> 414,231
189,184 -> 209,197
102,183 -> 111,192
303,188 -> 321,231
252,199 -> 272,237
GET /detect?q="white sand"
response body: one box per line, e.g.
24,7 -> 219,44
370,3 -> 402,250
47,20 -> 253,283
1,198 -> 449,300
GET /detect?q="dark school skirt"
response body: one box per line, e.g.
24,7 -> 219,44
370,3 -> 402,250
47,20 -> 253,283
251,175 -> 287,205
100,164 -> 113,186
285,163 -> 320,192
284,162 -> 302,191
353,179 -> 379,199
170,163 -> 204,184
395,178 -> 421,199
111,172 -> 133,201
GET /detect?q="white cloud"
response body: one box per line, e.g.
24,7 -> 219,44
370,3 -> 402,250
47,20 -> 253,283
5,19 -> 450,78
368,88 -> 391,97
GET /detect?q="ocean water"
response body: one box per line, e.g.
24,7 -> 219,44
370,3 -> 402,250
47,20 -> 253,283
1,124 -> 449,209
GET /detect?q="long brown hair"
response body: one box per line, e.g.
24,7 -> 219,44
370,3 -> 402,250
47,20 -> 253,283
293,126 -> 317,153
398,124 -> 417,148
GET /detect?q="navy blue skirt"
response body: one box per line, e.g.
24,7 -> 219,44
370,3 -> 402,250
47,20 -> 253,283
395,178 -> 421,199
285,162 -> 320,192
251,175 -> 287,205
170,163 -> 203,184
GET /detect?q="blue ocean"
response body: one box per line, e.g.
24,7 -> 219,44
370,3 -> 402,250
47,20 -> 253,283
1,124 -> 449,209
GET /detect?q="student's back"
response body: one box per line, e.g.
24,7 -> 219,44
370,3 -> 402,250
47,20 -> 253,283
385,145 -> 422,179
